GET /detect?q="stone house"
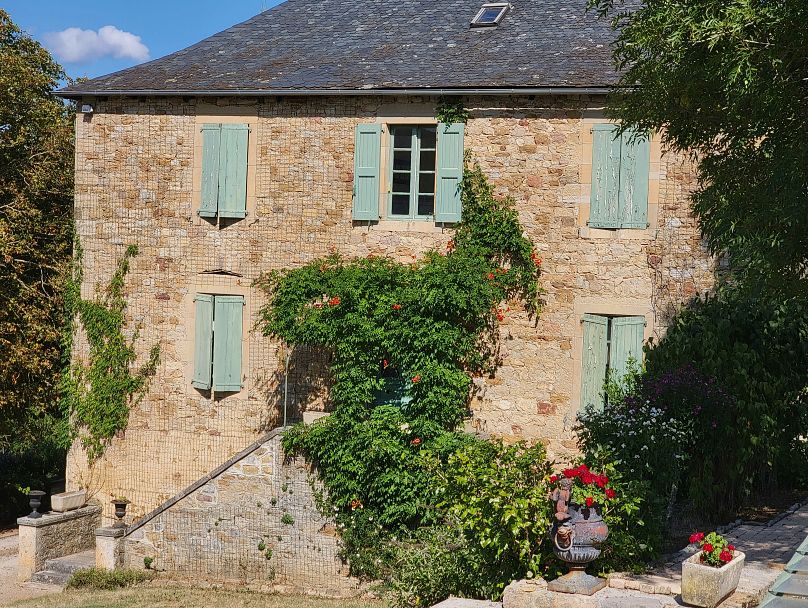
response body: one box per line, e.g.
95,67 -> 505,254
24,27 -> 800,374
57,0 -> 715,531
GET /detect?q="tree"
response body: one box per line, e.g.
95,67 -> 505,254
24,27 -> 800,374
589,0 -> 808,295
0,10 -> 73,452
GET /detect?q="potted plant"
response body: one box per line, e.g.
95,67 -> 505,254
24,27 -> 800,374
546,464 -> 615,594
681,531 -> 745,607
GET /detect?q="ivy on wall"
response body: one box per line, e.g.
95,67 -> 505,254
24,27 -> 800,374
256,157 -> 558,600
61,243 -> 160,461
435,97 -> 471,125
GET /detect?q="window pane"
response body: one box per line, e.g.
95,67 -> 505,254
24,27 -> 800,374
478,7 -> 504,22
420,150 -> 436,172
393,150 -> 411,171
419,126 -> 436,149
392,194 -> 411,216
417,195 -> 434,216
392,171 -> 411,193
393,128 -> 413,149
418,172 -> 435,194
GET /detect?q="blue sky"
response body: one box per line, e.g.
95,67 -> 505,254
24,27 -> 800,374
5,0 -> 285,79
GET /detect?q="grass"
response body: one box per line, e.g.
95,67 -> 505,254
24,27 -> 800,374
66,568 -> 152,590
9,586 -> 385,608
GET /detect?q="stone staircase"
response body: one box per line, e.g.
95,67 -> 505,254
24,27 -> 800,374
29,549 -> 95,587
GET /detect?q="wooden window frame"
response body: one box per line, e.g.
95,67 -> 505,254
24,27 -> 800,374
387,125 -> 437,221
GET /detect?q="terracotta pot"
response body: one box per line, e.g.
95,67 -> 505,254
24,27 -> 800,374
681,551 -> 745,607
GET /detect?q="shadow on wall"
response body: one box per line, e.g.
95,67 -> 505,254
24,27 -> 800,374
254,343 -> 334,433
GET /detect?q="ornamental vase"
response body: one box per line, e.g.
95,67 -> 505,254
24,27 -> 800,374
551,503 -> 609,564
681,551 -> 745,608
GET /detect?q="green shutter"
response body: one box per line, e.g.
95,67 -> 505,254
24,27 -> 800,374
372,376 -> 414,410
200,124 -> 221,218
192,294 -> 214,390
218,124 -> 249,219
618,130 -> 650,228
581,314 -> 608,411
589,124 -> 622,228
435,122 -> 464,223
212,295 -> 244,392
353,124 -> 381,221
609,316 -> 646,383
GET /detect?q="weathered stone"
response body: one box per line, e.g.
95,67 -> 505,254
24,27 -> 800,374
681,551 -> 745,608
66,94 -> 714,536
17,505 -> 101,582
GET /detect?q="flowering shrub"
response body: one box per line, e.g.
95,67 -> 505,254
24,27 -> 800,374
689,531 -> 737,567
552,464 -> 618,508
577,285 -> 808,542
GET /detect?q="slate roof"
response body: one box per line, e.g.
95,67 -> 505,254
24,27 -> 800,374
57,0 -> 619,97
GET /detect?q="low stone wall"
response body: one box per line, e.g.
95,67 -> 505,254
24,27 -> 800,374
17,505 -> 101,581
121,429 -> 359,596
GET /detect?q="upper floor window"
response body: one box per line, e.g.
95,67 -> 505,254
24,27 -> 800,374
589,125 -> 650,229
200,123 -> 249,220
352,122 -> 465,224
390,125 -> 437,220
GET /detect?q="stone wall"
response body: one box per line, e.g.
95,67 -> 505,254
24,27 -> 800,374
121,430 -> 359,596
17,505 -> 101,581
67,94 -> 716,521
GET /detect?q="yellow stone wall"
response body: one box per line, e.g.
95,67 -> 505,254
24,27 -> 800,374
67,95 -> 715,523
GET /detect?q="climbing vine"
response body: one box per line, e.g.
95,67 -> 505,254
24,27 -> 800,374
61,243 -> 160,460
435,97 -> 471,125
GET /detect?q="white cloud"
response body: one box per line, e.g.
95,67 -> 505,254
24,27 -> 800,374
43,25 -> 149,64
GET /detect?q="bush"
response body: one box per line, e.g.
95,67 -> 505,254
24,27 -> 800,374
578,286 -> 808,526
66,568 -> 152,590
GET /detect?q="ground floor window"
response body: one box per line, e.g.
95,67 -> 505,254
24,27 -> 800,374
580,314 -> 645,410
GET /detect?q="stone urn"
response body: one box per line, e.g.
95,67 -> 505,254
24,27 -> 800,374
681,551 -> 745,607
548,501 -> 609,595
112,498 -> 130,527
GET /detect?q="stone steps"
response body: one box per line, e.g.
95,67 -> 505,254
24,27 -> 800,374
29,549 -> 95,587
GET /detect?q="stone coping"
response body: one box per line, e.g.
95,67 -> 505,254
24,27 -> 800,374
95,526 -> 126,538
17,505 -> 101,528
123,427 -> 288,537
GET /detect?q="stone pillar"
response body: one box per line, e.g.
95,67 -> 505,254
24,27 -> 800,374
95,527 -> 125,570
17,505 -> 102,582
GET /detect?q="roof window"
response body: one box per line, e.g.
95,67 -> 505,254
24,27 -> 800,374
470,3 -> 510,27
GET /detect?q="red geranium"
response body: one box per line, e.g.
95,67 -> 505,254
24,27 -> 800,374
328,296 -> 341,306
703,543 -> 713,553
605,488 -> 616,499
549,474 -> 559,483
728,545 -> 735,551
585,496 -> 594,508
719,550 -> 733,563
689,532 -> 705,544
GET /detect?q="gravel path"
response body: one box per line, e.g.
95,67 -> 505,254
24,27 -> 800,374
0,530 -> 61,606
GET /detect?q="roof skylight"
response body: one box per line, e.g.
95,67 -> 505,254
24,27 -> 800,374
471,3 -> 511,27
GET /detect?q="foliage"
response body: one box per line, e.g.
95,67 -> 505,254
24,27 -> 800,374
260,161 -> 648,603
688,531 -> 737,568
578,286 -> 808,524
61,244 -> 160,460
433,440 -> 555,586
66,568 -> 152,590
435,98 -> 470,125
552,463 -> 617,508
588,0 -> 808,294
0,9 -> 75,522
